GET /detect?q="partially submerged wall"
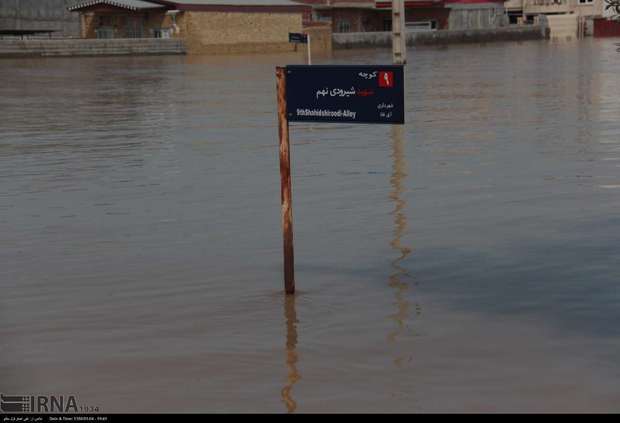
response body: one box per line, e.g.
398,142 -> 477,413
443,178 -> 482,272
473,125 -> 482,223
333,24 -> 550,49
546,14 -> 578,40
0,0 -> 79,37
447,3 -> 508,31
182,11 -> 303,54
0,38 -> 185,57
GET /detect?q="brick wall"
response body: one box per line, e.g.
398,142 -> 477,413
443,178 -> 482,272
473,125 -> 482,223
77,8 -> 329,56
182,11 -> 303,54
303,23 -> 332,55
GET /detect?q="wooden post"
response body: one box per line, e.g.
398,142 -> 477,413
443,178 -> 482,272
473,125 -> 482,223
392,0 -> 407,65
276,67 -> 295,295
307,34 -> 312,65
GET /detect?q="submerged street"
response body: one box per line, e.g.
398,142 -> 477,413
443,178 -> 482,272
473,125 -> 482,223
1,39 -> 620,412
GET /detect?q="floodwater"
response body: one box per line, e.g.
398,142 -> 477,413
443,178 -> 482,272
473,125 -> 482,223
1,38 -> 620,413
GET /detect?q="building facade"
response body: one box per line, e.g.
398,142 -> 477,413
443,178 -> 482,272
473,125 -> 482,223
503,0 -> 605,38
443,1 -> 507,30
68,0 -> 315,53
504,0 -> 605,23
296,0 -> 507,32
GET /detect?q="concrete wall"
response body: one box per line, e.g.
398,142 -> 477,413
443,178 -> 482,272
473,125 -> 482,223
333,23 -> 549,48
0,0 -> 79,37
546,13 -> 578,39
447,4 -> 508,30
182,11 -> 303,54
505,0 -> 605,17
0,38 -> 185,57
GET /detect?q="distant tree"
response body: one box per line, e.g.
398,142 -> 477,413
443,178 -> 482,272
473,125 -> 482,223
605,0 -> 620,19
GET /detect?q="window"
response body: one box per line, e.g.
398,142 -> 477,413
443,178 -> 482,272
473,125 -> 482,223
578,0 -> 593,3
405,21 -> 437,32
125,18 -> 143,38
153,28 -> 172,39
337,19 -> 351,33
96,16 -> 114,39
98,16 -> 112,27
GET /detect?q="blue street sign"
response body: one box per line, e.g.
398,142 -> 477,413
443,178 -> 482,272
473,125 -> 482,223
288,33 -> 308,44
285,65 -> 405,124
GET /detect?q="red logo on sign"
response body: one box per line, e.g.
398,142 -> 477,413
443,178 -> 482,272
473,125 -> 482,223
378,71 -> 394,88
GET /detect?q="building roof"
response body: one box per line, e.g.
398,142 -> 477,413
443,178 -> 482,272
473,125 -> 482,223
375,0 -> 445,8
69,0 -> 308,10
160,0 -> 305,6
68,0 -> 165,11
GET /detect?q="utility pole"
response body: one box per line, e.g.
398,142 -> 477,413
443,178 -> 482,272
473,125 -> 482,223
392,0 -> 407,65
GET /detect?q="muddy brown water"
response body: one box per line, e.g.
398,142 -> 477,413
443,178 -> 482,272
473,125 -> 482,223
1,39 -> 620,412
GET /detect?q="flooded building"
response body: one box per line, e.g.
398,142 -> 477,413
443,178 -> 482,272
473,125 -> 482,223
504,0 -> 606,37
504,0 -> 605,22
297,0 -> 507,32
68,0 -> 315,53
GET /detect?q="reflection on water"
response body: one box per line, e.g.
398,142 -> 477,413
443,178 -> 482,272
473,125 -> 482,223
2,39 -> 620,412
281,295 -> 300,413
387,126 -> 416,360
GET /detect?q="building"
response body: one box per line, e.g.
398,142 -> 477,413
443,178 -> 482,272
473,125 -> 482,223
443,1 -> 507,30
504,0 -> 605,29
0,0 -> 80,37
298,0 -> 448,32
67,0 -> 321,53
296,0 -> 507,33
504,0 -> 605,23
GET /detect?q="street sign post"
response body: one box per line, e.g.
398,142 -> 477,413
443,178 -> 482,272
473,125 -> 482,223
276,67 -> 295,295
275,65 -> 405,294
288,32 -> 312,65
